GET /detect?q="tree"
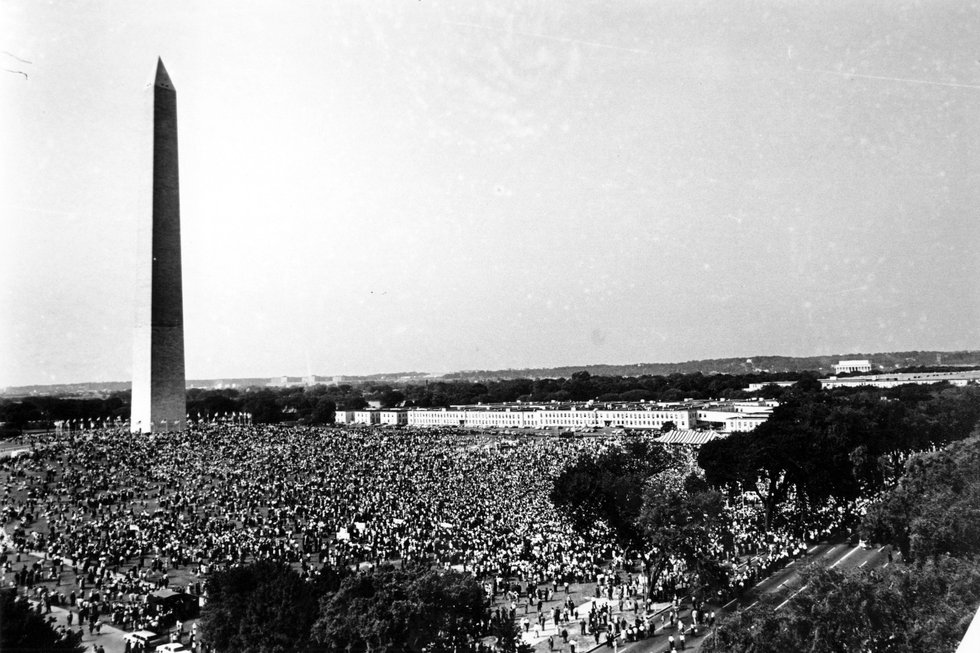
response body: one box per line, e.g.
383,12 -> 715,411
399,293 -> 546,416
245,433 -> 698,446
702,558 -> 980,653
199,561 -> 335,653
379,389 -> 405,408
698,424 -> 807,530
310,564 -> 488,652
551,440 -> 675,548
790,372 -> 822,394
660,420 -> 676,433
0,589 -> 84,653
862,432 -> 980,562
0,401 -> 43,433
488,617 -> 533,653
706,431 -> 980,653
566,371 -> 597,401
639,472 -> 728,601
619,388 -> 654,402
311,397 -> 336,425
342,396 -> 369,411
699,388 -> 980,531
241,390 -> 283,424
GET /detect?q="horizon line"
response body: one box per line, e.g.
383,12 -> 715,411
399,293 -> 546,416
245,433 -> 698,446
4,347 -> 979,391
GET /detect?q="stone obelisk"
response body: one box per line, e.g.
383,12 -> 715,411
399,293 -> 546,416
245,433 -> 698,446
131,58 -> 186,433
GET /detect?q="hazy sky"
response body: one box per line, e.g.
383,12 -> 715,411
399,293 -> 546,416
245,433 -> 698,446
2,1 -> 979,387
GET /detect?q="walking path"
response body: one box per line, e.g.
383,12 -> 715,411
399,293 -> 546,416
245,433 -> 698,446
21,600 -> 131,653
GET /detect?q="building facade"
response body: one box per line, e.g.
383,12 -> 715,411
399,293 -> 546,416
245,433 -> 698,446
833,360 -> 873,374
397,400 -> 774,432
820,370 -> 980,389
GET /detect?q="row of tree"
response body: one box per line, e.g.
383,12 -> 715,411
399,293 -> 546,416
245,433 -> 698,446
0,369 -> 826,432
697,385 -> 980,528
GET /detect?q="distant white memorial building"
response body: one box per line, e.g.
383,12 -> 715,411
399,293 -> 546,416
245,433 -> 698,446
832,359 -> 872,374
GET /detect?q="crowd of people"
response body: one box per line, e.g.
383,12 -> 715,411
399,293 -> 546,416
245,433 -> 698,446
1,423 -> 872,650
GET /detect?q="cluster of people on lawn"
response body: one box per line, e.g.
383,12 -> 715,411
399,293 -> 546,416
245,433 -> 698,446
1,543 -> 191,635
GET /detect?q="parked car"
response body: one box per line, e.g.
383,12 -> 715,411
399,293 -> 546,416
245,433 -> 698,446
155,644 -> 189,653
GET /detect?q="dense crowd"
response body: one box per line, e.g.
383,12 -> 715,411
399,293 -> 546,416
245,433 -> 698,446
1,424 -> 871,649
1,427 -> 624,638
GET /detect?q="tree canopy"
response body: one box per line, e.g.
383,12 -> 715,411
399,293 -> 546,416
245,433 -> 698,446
199,561 -> 344,653
698,386 -> 980,528
550,439 -> 675,548
862,431 -> 980,562
704,431 -> 980,653
199,561 -> 508,653
0,590 -> 84,653
702,557 -> 980,653
310,564 -> 488,653
639,471 -> 728,601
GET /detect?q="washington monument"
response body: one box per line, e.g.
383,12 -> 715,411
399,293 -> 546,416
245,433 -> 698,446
131,58 -> 186,433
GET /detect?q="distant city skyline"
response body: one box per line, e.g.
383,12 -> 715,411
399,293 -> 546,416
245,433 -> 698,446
3,1 -> 979,388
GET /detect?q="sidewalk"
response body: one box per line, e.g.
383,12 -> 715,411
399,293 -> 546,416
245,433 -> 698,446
491,580 -> 672,653
21,599 -> 133,653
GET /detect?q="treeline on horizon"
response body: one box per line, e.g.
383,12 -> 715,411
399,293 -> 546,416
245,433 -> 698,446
443,348 -> 980,381
1,370 -> 808,432
1,365 -> 978,434
5,349 -> 980,397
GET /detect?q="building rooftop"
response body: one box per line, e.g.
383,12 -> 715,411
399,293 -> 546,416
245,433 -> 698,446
654,430 -> 723,446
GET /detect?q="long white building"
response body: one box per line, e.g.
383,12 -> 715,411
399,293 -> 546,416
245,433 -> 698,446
820,370 -> 980,389
394,399 -> 776,432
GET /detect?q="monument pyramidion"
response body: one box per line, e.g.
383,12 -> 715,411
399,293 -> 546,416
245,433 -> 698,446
131,58 -> 186,433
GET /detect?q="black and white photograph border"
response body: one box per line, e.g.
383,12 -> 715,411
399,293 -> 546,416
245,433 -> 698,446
2,2 -> 979,652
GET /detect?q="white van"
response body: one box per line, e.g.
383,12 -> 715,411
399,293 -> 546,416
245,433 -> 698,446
125,630 -> 157,649
155,644 -> 189,653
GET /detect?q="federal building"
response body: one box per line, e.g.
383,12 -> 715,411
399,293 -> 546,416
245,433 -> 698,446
336,399 -> 776,433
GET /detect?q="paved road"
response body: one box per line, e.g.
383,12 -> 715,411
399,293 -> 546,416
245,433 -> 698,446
21,600 -> 134,653
718,540 -> 895,616
580,539 -> 896,653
